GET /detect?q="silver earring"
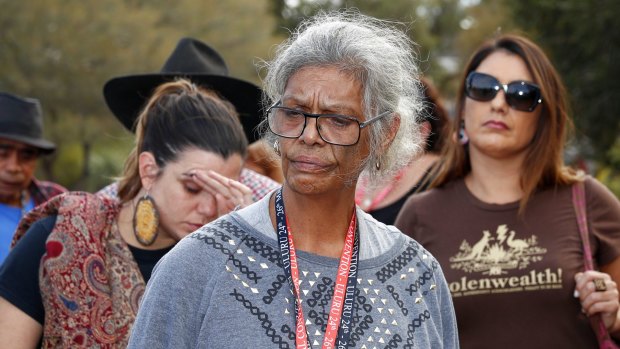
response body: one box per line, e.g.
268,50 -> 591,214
459,121 -> 469,145
273,140 -> 281,156
375,161 -> 381,171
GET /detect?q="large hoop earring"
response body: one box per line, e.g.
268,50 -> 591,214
133,193 -> 160,246
273,140 -> 281,156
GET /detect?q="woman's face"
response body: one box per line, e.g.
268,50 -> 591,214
278,66 -> 370,195
463,50 -> 541,161
147,148 -> 243,241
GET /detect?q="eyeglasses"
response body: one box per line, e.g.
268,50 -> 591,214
465,72 -> 543,112
0,143 -> 40,163
267,102 -> 392,146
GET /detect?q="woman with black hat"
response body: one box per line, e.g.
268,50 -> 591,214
0,79 -> 257,347
101,37 -> 281,200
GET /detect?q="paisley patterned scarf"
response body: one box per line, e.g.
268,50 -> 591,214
13,192 -> 145,348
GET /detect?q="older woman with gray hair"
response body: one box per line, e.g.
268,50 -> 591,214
128,11 -> 458,349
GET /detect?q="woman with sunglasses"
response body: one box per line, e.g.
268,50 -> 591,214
127,11 -> 458,348
395,34 -> 620,348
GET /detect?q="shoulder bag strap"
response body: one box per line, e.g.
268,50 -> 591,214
572,181 -> 620,349
573,181 -> 594,270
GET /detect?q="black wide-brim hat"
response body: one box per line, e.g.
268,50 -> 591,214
103,38 -> 263,143
0,92 -> 55,154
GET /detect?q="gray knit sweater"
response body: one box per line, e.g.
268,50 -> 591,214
127,192 -> 459,348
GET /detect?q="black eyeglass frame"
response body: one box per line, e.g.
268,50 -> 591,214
267,102 -> 392,146
465,71 -> 543,112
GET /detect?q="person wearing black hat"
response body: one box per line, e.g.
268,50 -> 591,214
100,37 -> 281,200
0,79 -> 258,348
0,92 -> 66,265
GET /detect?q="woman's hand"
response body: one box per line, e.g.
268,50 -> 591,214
185,170 -> 253,217
574,270 -> 620,331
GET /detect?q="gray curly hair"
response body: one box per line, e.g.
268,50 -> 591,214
259,10 -> 423,185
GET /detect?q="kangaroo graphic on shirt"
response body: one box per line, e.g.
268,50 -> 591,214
457,230 -> 493,261
450,224 -> 546,275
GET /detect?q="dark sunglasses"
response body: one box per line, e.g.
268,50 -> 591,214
465,72 -> 543,112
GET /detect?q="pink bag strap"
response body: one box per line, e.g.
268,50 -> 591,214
572,181 -> 594,270
572,181 -> 620,349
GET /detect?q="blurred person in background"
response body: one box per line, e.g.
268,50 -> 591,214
396,34 -> 620,348
0,93 -> 66,265
0,79 -> 256,348
355,76 -> 448,225
244,139 -> 284,183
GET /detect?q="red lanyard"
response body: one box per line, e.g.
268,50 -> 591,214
275,189 -> 359,349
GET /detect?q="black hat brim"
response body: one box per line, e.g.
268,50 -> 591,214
0,132 -> 55,154
103,74 -> 264,143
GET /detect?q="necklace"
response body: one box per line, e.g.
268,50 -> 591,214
355,169 -> 405,211
275,189 -> 360,349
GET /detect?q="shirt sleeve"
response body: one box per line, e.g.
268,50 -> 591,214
394,194 -> 420,240
0,215 -> 57,324
127,234 -> 214,349
240,168 -> 281,202
585,177 -> 620,266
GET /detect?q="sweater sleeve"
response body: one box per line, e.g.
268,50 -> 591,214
394,194 -> 421,240
434,261 -> 460,348
127,230 -> 221,349
585,177 -> 620,266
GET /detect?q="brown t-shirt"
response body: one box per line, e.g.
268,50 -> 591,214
395,177 -> 620,349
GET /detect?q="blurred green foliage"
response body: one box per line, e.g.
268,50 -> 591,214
271,0 -> 620,197
0,0 -> 281,191
599,138 -> 620,197
504,0 -> 620,197
1,0 -> 618,197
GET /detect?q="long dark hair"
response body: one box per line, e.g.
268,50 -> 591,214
430,34 -> 579,211
420,77 -> 448,154
118,79 -> 248,203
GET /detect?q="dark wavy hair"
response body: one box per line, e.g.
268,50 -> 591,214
420,77 -> 448,153
117,78 -> 248,203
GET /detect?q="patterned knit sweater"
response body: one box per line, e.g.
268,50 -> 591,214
127,193 -> 459,348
